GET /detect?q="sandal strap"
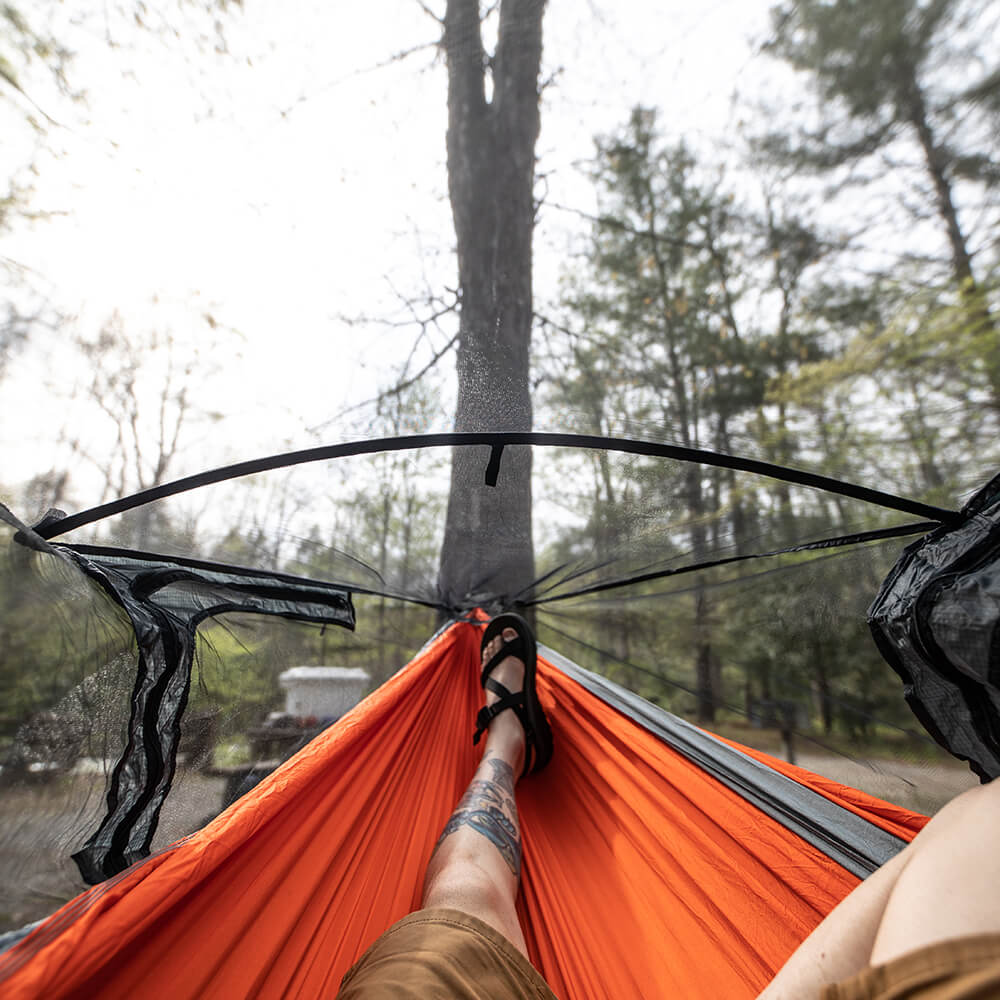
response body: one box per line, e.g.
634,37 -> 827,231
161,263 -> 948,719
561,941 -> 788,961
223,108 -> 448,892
473,696 -> 536,776
480,636 -> 526,687
474,691 -> 525,743
484,676 -> 510,701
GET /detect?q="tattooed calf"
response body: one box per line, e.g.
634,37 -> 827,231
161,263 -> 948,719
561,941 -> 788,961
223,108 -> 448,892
435,752 -> 522,877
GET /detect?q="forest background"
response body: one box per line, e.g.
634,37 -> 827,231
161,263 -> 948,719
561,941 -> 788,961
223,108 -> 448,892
2,0 -> 999,780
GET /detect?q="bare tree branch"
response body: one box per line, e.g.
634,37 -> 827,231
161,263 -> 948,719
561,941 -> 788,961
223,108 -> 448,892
277,39 -> 441,118
414,0 -> 444,25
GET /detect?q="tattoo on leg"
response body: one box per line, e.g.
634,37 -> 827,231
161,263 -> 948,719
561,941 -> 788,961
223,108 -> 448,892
434,751 -> 522,877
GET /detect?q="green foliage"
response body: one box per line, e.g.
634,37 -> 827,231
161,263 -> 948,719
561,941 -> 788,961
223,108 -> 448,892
543,95 -> 998,742
769,274 -> 1000,502
762,0 -> 998,173
761,0 -> 1000,414
768,0 -> 953,119
0,540 -> 136,766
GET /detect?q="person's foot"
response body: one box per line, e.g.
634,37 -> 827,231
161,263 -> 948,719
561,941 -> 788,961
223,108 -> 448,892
480,627 -> 527,778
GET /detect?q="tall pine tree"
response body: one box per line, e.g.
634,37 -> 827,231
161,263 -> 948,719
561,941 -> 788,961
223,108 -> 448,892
762,0 -> 1000,406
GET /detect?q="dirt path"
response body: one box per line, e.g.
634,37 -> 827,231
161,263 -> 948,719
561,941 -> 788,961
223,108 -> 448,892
0,769 -> 226,933
781,751 -> 979,816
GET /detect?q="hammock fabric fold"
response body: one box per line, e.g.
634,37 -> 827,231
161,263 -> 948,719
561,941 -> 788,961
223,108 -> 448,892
0,618 -> 927,999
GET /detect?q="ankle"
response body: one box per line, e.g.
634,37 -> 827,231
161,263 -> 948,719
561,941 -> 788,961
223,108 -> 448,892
484,719 -> 526,780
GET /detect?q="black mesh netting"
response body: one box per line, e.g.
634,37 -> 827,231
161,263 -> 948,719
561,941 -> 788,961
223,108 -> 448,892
2,432 -> 995,930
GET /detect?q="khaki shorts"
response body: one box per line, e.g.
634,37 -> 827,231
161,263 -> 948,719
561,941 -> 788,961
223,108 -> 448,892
337,908 -> 559,999
823,935 -> 1000,999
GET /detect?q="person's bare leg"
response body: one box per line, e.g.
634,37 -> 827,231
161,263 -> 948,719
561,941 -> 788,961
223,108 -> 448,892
869,777 -> 1000,964
421,627 -> 530,957
760,778 -> 1000,999
757,840 -> 910,998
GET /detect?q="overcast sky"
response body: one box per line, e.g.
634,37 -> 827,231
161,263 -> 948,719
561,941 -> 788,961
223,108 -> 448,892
1,0 -> 780,510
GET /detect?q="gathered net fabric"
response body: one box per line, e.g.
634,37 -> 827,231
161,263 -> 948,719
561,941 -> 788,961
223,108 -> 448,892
0,618 -> 925,1000
0,505 -> 428,929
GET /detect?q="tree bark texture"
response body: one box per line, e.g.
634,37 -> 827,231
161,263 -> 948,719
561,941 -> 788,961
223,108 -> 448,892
437,0 -> 544,612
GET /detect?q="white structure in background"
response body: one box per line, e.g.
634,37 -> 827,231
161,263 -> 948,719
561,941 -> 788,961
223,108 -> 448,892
278,666 -> 370,721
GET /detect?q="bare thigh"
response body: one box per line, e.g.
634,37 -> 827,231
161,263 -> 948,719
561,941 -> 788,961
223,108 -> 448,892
871,778 -> 1000,966
758,778 -> 1000,999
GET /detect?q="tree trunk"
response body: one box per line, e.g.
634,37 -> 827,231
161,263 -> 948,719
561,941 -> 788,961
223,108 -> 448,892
378,489 -> 390,671
901,73 -> 976,288
437,0 -> 545,613
900,67 -> 1000,409
812,638 -> 833,735
687,465 -> 716,723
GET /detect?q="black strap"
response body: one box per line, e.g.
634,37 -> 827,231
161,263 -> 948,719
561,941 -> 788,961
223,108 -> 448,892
475,642 -> 536,776
474,695 -> 535,777
484,444 -> 505,487
475,689 -> 522,738
481,636 -> 527,685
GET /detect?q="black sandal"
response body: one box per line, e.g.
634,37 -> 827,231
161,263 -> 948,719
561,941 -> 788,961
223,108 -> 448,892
474,613 -> 553,778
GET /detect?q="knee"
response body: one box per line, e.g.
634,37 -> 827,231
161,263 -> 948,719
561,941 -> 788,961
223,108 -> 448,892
420,863 -> 527,955
422,861 -> 507,914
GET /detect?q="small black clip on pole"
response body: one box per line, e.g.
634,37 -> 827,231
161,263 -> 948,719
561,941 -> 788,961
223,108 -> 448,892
484,444 -> 505,487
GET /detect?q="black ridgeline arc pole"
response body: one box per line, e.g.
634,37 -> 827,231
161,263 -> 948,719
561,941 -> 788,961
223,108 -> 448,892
34,432 -> 962,540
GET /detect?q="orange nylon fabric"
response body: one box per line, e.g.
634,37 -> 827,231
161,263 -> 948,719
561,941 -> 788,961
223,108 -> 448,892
0,619 -> 927,999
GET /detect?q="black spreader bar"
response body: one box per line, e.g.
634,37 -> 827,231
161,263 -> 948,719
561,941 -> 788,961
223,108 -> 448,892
35,432 -> 961,540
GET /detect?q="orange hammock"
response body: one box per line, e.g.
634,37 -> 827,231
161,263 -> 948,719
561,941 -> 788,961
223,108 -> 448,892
0,618 -> 927,999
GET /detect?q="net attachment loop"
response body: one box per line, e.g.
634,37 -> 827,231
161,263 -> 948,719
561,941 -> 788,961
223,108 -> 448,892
484,444 -> 505,487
